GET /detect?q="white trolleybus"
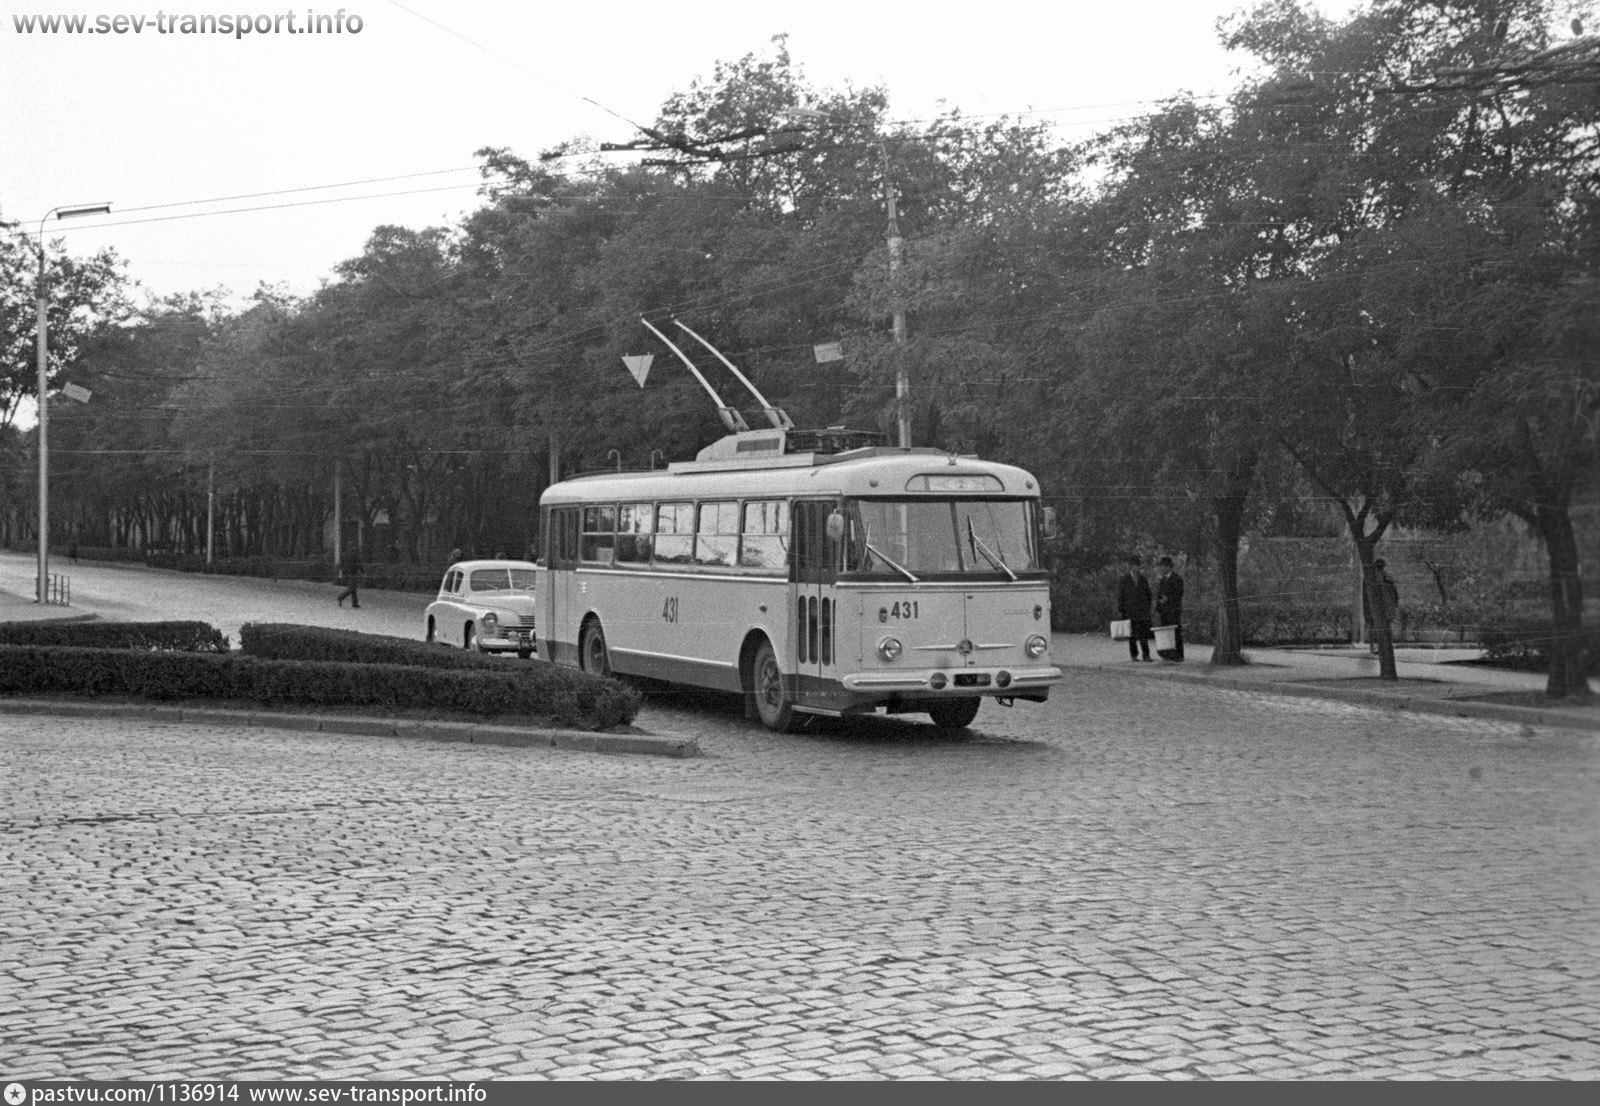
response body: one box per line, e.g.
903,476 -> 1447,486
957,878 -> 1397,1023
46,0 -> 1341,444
535,424 -> 1062,731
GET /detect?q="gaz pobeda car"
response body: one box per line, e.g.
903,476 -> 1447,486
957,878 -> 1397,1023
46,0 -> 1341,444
425,559 -> 539,658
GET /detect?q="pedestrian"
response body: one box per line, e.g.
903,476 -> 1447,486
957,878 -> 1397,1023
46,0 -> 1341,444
1117,555 -> 1154,662
1365,557 -> 1400,651
447,546 -> 462,565
1155,555 -> 1185,661
336,550 -> 363,609
68,538 -> 79,564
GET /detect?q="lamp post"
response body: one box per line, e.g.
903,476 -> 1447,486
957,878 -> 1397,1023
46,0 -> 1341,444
31,203 -> 111,603
784,108 -> 911,447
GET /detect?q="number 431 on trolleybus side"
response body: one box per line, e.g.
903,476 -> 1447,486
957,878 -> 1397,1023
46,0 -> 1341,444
534,426 -> 1063,732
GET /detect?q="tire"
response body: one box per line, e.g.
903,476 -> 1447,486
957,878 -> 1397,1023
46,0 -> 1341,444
580,620 -> 611,677
517,649 -> 532,661
750,640 -> 798,733
928,698 -> 981,730
464,623 -> 478,652
426,617 -> 436,645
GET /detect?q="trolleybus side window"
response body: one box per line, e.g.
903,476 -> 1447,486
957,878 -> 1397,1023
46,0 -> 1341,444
694,501 -> 740,567
654,502 -> 694,564
616,502 -> 654,564
581,504 -> 617,564
739,500 -> 789,571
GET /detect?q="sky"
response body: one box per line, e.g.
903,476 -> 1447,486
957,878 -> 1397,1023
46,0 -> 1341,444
2,0 -> 1362,304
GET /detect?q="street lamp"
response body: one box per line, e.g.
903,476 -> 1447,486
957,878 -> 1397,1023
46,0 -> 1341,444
783,107 -> 911,448
32,203 -> 111,603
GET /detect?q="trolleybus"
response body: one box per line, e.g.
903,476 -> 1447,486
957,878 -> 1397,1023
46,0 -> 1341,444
536,426 -> 1060,731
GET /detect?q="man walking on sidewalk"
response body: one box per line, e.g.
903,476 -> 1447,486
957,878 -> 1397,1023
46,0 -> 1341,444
1155,555 -> 1185,661
1117,556 -> 1154,662
336,551 -> 363,609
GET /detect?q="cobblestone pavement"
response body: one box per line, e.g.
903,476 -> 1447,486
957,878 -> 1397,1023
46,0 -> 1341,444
3,674 -> 1597,1080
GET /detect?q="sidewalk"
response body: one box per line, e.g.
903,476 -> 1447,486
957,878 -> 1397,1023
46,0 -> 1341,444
0,587 -> 97,624
1054,632 -> 1600,733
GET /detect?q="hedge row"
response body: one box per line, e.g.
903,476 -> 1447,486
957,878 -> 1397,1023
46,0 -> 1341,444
0,620 -> 230,652
240,623 -> 524,670
1480,620 -> 1600,676
0,646 -> 640,729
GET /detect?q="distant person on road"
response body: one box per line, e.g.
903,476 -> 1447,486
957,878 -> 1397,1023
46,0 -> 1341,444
1365,557 -> 1400,651
1117,555 -> 1154,662
336,551 -> 363,609
1155,555 -> 1185,661
447,547 -> 462,565
69,538 -> 79,564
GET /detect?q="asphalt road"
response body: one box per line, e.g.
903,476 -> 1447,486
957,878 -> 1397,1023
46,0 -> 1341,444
1,552 -> 1597,1079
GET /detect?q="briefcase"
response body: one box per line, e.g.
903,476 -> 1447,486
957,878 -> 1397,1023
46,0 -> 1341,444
1110,619 -> 1131,640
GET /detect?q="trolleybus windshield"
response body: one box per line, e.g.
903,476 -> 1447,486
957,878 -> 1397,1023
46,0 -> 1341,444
845,499 -> 1041,578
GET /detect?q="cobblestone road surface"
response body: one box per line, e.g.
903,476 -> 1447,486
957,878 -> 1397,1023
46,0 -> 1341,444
3,673 -> 1597,1080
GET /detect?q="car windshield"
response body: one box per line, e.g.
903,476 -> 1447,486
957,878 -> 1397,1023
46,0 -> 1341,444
468,567 -> 535,592
846,499 -> 1040,577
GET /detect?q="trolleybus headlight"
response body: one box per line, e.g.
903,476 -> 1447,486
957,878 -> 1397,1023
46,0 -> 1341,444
929,672 -> 948,690
481,613 -> 499,635
1025,634 -> 1048,658
877,636 -> 903,662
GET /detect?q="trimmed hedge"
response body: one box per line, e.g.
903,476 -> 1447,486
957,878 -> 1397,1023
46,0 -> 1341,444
0,620 -> 230,652
1479,620 -> 1599,676
240,623 -> 531,670
0,645 -> 640,730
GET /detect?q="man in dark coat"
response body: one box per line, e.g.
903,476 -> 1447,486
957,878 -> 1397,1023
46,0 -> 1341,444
1117,555 -> 1154,661
336,550 -> 363,609
1155,555 -> 1185,661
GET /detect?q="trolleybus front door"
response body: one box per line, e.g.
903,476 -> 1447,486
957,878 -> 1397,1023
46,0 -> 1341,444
791,499 -> 844,710
546,506 -> 579,667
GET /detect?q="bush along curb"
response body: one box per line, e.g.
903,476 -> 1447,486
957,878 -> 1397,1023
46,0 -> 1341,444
0,697 -> 695,757
0,620 -> 229,651
0,645 -> 640,731
240,622 -> 530,670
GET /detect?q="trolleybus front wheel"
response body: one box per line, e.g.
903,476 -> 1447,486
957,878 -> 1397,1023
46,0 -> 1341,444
580,620 -> 612,677
750,640 -> 797,733
927,698 -> 981,730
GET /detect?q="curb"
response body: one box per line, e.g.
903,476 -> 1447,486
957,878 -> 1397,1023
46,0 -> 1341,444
0,609 -> 100,626
0,698 -> 699,758
1080,663 -> 1600,734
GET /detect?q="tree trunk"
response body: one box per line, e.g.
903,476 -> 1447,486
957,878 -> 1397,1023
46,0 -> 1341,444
1210,451 -> 1255,666
1534,494 -> 1591,701
1352,533 -> 1398,681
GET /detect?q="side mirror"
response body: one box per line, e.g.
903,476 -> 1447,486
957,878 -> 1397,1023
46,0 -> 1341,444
825,510 -> 846,542
1041,506 -> 1059,539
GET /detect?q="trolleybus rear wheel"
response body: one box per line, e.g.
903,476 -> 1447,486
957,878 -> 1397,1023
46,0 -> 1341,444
751,640 -> 797,733
581,620 -> 612,677
928,698 -> 981,730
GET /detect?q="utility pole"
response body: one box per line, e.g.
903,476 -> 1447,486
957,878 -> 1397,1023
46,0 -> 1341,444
206,458 -> 215,566
332,458 -> 342,571
882,140 -> 910,449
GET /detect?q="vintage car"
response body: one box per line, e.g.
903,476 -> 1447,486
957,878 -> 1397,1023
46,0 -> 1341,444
425,559 -> 538,658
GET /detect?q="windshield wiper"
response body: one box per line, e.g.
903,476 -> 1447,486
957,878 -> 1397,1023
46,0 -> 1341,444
861,522 -> 920,583
967,518 -> 1017,581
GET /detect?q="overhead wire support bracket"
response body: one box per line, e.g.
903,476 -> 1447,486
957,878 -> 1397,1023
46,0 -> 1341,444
672,318 -> 794,430
639,316 -> 750,433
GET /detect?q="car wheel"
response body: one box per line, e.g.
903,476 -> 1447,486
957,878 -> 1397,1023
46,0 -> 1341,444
750,640 -> 797,733
426,617 -> 436,644
928,698 -> 981,730
464,623 -> 478,652
517,649 -> 532,660
580,620 -> 611,677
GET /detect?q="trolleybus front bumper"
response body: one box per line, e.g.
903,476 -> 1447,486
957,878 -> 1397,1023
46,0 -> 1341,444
840,664 -> 1061,701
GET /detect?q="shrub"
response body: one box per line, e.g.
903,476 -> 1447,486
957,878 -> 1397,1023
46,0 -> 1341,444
1479,619 -> 1600,676
0,620 -> 229,652
0,646 -> 641,729
240,623 -> 529,670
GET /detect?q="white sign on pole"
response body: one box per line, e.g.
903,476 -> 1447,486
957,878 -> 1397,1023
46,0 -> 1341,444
622,354 -> 653,387
62,383 -> 92,404
813,341 -> 843,364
